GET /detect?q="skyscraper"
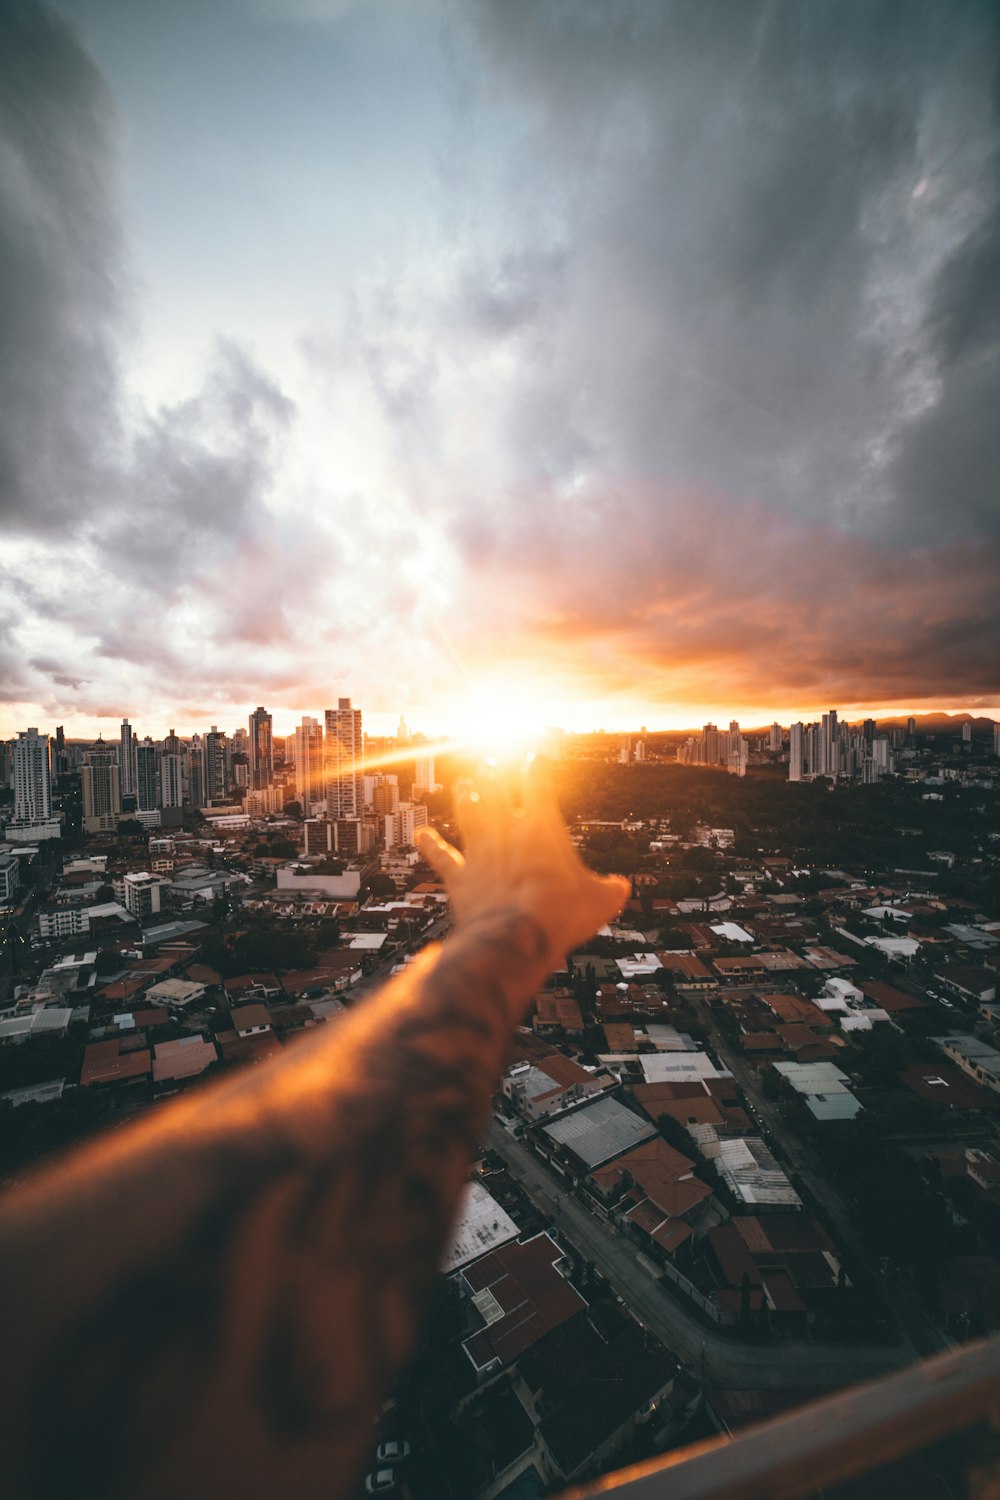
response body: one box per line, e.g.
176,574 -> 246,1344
325,698 -> 364,818
295,717 -> 325,814
119,720 -> 136,799
249,707 -> 273,789
204,727 -> 229,802
135,737 -> 161,813
788,723 -> 805,782
413,754 -> 439,794
186,737 -> 206,809
13,728 -> 53,821
82,741 -> 122,833
161,753 -> 185,809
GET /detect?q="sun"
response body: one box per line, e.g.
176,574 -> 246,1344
450,678 -> 558,763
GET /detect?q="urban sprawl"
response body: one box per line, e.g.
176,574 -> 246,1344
2,706 -> 1000,1497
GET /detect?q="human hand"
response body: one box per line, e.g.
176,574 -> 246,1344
415,757 -> 629,969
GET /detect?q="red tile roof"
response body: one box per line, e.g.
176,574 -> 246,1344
80,1039 -> 152,1086
461,1233 -> 586,1371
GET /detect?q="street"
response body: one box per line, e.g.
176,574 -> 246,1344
484,1120 -> 913,1392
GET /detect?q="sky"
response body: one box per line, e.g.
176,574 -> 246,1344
2,0 -> 999,742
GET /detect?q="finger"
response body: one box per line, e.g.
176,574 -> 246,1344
415,826 -> 465,883
522,753 -> 562,828
476,758 -> 515,823
453,779 -> 483,848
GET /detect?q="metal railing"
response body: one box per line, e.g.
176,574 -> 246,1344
560,1333 -> 1000,1500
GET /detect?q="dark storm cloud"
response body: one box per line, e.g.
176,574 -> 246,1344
0,0 -> 122,532
462,0 -> 1000,540
99,339 -> 295,588
0,1 -> 302,720
892,184 -> 1000,538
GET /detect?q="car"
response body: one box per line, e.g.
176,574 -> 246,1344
364,1469 -> 397,1495
376,1440 -> 411,1463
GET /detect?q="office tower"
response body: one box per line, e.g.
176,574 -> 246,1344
862,719 -> 876,745
295,717 -> 325,814
325,698 -> 364,818
872,738 -> 893,776
119,720 -> 136,798
373,775 -> 400,816
304,818 -> 335,855
413,754 -> 439,794
82,741 -> 122,833
789,723 -> 805,782
769,723 -> 782,753
13,728 -> 53,821
249,707 -> 273,789
186,737 -> 206,809
161,753 -> 185,809
163,728 -> 181,755
204,727 -> 228,802
135,737 -> 161,813
383,802 -> 428,850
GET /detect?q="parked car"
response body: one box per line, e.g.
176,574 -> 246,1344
364,1470 -> 397,1496
376,1440 -> 411,1464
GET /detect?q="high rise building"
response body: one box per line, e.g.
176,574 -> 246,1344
163,728 -> 181,755
186,737 -> 207,809
325,698 -> 364,818
788,723 -> 805,782
119,720 -> 136,798
962,721 -> 972,743
135,737 -> 161,813
372,775 -> 400,816
249,707 -> 273,789
295,717 -> 325,814
161,753 -> 185,809
820,710 -> 839,779
907,716 -> 917,738
13,728 -> 53,821
204,727 -> 229,802
769,722 -> 782,753
413,755 -> 439,794
82,741 -> 122,833
383,802 -> 428,850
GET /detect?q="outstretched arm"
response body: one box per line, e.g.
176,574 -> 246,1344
0,760 -> 626,1500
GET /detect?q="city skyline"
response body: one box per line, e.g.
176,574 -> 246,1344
2,3 -> 998,739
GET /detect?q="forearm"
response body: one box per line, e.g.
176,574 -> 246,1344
0,908 -> 550,1500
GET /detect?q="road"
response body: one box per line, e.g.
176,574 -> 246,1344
484,1121 -> 913,1391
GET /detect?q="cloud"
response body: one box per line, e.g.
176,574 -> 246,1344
0,0 -> 123,533
458,0 -> 1000,543
2,0 -> 998,733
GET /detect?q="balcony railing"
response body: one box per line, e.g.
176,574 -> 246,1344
560,1333 -> 1000,1500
